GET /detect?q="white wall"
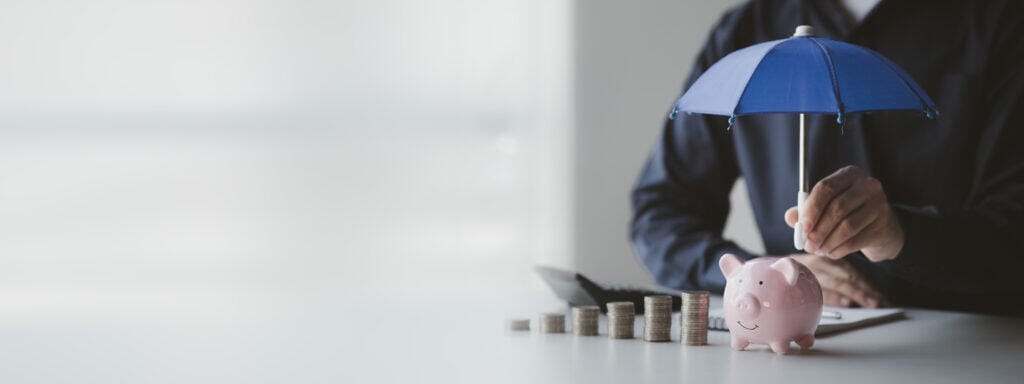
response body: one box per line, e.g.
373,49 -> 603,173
573,0 -> 763,285
0,0 -> 763,317
0,0 -> 576,318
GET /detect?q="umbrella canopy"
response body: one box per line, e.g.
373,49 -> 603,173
672,29 -> 939,124
669,25 -> 939,251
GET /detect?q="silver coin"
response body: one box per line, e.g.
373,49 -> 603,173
607,314 -> 635,339
507,319 -> 530,331
539,313 -> 566,333
606,302 -> 635,315
679,291 -> 710,345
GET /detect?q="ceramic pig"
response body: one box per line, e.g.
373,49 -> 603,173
719,254 -> 823,354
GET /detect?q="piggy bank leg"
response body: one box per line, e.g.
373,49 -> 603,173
730,336 -> 750,351
768,341 -> 791,354
795,334 -> 814,350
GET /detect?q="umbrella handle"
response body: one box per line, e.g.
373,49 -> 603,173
793,191 -> 808,250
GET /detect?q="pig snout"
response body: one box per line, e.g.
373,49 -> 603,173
733,293 -> 761,321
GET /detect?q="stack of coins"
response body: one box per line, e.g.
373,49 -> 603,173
507,319 -> 530,331
680,291 -> 710,345
539,313 -> 565,333
606,302 -> 635,339
644,295 -> 673,342
572,306 -> 600,336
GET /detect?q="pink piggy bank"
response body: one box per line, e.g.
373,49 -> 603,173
719,254 -> 823,354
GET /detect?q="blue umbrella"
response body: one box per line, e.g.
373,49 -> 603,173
670,25 -> 938,251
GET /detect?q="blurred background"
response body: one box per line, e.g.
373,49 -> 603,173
0,0 -> 761,320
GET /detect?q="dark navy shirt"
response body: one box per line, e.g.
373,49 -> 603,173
630,0 -> 1024,313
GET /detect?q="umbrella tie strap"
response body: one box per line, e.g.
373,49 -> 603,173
727,114 -> 736,130
669,108 -> 679,120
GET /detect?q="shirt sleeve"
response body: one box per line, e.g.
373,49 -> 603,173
629,7 -> 758,292
883,11 -> 1024,294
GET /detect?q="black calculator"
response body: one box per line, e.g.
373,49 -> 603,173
534,265 -> 682,313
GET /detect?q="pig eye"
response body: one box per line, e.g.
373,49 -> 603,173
738,279 -> 743,283
759,281 -> 763,285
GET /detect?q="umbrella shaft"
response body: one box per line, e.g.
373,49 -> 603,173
799,113 -> 807,192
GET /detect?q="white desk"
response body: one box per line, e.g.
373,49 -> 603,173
0,291 -> 1020,383
346,292 -> 1024,384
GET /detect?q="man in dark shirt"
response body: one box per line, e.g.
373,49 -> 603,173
630,0 -> 1024,313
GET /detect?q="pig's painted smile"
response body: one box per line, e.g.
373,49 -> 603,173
736,321 -> 759,330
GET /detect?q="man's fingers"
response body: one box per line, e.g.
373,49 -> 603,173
817,203 -> 880,258
801,166 -> 863,233
795,255 -> 852,290
822,289 -> 851,307
785,206 -> 798,228
796,254 -> 847,278
812,261 -> 883,308
826,221 -> 886,262
805,178 -> 873,254
791,254 -> 886,308
823,274 -> 880,308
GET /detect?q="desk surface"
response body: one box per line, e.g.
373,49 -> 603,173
0,291 -> 1021,383
346,292 -> 1024,384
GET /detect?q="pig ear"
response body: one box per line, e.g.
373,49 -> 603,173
719,253 -> 744,279
771,258 -> 800,285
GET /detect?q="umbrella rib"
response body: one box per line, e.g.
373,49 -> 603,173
863,48 -> 937,115
728,39 -> 788,119
808,38 -> 845,122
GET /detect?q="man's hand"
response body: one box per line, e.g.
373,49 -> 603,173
785,165 -> 904,262
789,254 -> 886,308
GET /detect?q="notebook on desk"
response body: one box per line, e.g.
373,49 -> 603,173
708,306 -> 906,336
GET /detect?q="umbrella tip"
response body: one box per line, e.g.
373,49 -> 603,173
793,25 -> 815,37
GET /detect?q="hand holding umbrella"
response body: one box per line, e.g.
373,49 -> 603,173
784,165 -> 906,262
671,25 -> 938,253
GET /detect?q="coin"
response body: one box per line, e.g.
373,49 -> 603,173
539,313 -> 565,333
572,306 -> 600,336
644,295 -> 673,342
680,291 -> 710,345
507,319 -> 530,331
607,301 -> 635,339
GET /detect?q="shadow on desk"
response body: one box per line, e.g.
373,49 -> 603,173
778,310 -> 1024,359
